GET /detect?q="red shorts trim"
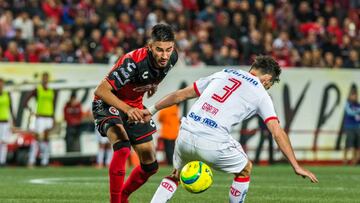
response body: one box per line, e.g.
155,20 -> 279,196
135,129 -> 157,141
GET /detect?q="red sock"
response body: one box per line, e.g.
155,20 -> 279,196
109,146 -> 130,203
121,164 -> 158,203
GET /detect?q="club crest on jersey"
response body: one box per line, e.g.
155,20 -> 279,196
109,107 -> 119,115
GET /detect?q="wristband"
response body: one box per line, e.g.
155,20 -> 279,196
148,105 -> 158,115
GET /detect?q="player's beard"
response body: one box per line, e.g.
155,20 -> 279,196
157,58 -> 168,68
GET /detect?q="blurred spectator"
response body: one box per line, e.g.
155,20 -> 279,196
0,78 -> 15,167
3,41 -> 24,62
312,49 -> 325,67
343,85 -> 360,165
324,52 -> 335,68
63,91 -> 83,153
158,104 -> 180,165
12,11 -> 34,40
24,72 -> 55,167
0,0 -> 358,66
200,43 -> 217,66
243,29 -> 264,64
344,49 -> 360,69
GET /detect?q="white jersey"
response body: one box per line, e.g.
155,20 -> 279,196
181,69 -> 278,142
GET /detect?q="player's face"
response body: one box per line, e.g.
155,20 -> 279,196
42,74 -> 49,85
149,41 -> 175,68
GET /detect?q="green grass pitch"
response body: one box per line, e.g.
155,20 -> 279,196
0,165 -> 359,203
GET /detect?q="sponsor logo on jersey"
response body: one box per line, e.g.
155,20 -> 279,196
109,106 -> 119,115
189,112 -> 218,128
112,71 -> 130,86
142,71 -> 149,79
201,102 -> 219,115
224,69 -> 259,86
120,68 -> 130,79
132,84 -> 157,92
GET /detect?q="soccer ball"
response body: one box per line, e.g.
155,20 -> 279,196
179,161 -> 213,193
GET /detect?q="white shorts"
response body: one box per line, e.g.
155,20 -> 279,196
0,122 -> 11,143
31,117 -> 53,134
173,128 -> 248,174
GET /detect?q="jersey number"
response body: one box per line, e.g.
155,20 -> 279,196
211,78 -> 241,103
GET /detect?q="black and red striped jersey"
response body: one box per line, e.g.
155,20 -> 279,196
95,47 -> 178,109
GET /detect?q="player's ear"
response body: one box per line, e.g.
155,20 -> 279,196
260,74 -> 272,85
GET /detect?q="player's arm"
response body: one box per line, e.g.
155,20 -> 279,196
95,58 -> 143,121
23,89 -> 36,109
266,120 -> 318,183
147,85 -> 198,116
94,79 -> 143,122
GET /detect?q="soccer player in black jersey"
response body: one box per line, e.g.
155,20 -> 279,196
92,24 -> 178,203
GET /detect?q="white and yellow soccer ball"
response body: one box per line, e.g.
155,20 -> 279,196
179,161 -> 213,193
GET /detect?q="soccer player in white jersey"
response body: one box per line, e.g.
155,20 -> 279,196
141,56 -> 318,203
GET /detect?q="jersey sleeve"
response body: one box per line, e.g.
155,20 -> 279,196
106,57 -> 137,91
193,72 -> 221,96
257,94 -> 279,124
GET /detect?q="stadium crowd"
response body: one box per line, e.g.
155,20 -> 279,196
0,0 -> 359,68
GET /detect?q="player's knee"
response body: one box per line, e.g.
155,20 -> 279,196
141,160 -> 159,175
237,160 -> 253,177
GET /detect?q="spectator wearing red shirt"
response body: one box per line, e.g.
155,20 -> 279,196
41,0 -> 62,24
101,29 -> 119,54
3,41 -> 24,62
63,92 -> 83,152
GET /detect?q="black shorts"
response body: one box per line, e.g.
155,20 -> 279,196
92,100 -> 156,145
345,129 -> 360,149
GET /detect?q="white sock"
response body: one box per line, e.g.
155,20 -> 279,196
150,177 -> 178,203
0,143 -> 7,164
105,148 -> 112,167
97,148 -> 104,166
229,176 -> 250,203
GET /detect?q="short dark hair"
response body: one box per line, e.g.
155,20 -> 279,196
250,55 -> 281,83
151,24 -> 175,42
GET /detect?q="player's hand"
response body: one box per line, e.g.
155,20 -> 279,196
141,109 -> 152,123
126,107 -> 144,123
294,166 -> 319,183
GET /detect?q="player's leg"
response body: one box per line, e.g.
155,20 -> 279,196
230,161 -> 252,203
0,123 -> 9,166
40,118 -> 53,166
105,143 -> 113,167
93,101 -> 131,203
151,129 -> 193,203
150,168 -> 179,203
205,137 -> 251,203
120,140 -> 158,202
344,129 -> 354,164
96,143 -> 105,168
28,117 -> 42,167
107,124 -> 131,203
